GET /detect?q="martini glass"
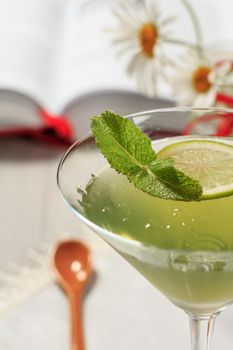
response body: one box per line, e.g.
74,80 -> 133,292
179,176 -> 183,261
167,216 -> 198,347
57,107 -> 233,350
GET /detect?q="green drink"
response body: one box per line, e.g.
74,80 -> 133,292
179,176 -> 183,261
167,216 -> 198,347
57,108 -> 233,350
83,137 -> 233,314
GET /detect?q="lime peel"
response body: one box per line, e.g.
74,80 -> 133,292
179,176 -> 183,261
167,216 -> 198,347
157,140 -> 233,200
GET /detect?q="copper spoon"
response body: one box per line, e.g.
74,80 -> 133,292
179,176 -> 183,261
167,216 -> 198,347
53,240 -> 93,350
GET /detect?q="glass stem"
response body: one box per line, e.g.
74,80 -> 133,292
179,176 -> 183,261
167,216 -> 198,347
189,313 -> 218,350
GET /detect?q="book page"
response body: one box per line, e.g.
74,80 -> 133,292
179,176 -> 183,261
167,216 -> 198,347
52,0 -> 137,113
0,0 -> 67,112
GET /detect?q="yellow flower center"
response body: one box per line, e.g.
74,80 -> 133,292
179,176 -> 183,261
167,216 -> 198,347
192,66 -> 212,93
139,23 -> 158,58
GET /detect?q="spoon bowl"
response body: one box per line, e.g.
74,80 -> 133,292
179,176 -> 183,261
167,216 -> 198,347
54,239 -> 92,292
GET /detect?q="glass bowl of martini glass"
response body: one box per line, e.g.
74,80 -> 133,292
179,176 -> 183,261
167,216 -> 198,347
57,107 -> 233,350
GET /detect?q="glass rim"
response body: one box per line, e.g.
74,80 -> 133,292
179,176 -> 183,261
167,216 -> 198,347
57,106 -> 233,257
58,106 -> 233,166
126,105 -> 233,118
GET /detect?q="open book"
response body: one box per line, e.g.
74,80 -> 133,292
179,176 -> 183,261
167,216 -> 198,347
0,0 -> 175,144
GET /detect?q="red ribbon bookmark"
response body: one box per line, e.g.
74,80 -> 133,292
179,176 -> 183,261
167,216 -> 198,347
0,108 -> 74,146
183,93 -> 233,137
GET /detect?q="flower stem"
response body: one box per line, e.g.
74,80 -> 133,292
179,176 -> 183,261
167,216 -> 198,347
161,37 -> 201,51
179,0 -> 203,52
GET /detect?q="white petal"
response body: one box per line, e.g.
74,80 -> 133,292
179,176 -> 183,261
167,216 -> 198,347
127,52 -> 143,76
192,90 -> 216,107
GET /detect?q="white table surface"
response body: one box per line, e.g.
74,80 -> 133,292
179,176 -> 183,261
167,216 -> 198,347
0,138 -> 233,350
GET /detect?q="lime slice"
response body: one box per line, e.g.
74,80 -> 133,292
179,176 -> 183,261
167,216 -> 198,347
157,139 -> 233,199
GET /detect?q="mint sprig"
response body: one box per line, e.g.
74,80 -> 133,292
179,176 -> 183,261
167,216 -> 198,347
91,111 -> 202,201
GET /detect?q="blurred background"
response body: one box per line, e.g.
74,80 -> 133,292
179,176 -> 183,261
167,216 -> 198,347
0,0 -> 233,349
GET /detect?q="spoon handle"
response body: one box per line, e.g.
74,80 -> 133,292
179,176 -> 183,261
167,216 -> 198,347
69,291 -> 85,350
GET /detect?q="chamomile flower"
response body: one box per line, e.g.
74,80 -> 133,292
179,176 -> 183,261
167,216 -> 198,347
110,0 -> 175,95
170,49 -> 231,107
209,61 -> 233,95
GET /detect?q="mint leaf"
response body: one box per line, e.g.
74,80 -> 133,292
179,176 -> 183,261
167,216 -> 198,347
91,111 -> 202,201
150,158 -> 202,200
91,111 -> 156,173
